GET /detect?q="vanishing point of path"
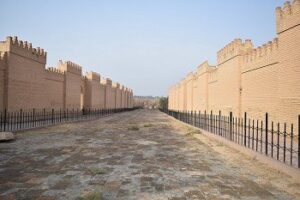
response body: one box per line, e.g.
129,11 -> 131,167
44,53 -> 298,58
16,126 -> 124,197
0,109 -> 299,200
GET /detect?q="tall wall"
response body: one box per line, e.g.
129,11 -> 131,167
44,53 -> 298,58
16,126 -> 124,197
84,71 -> 105,109
124,88 -> 129,108
114,83 -> 122,108
168,0 -> 300,126
0,36 -> 134,111
103,79 -> 114,109
99,82 -> 106,108
241,39 -> 280,121
0,52 -> 7,110
211,39 -> 252,115
58,61 -> 82,110
121,86 -> 125,108
0,36 -> 47,111
129,90 -> 134,108
45,67 -> 64,110
195,62 -> 210,112
186,73 -> 194,111
276,1 -> 300,127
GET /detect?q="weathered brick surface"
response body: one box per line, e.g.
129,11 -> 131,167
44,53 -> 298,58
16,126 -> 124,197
0,37 -> 134,111
169,1 -> 300,128
0,52 -> 6,109
45,68 -> 64,109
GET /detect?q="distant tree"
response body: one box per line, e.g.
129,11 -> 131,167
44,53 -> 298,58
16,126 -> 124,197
158,97 -> 168,110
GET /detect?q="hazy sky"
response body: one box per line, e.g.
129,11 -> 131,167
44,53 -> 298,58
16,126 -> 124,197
0,0 -> 285,96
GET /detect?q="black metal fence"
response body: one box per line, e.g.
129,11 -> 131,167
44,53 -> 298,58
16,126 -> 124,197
0,107 -> 137,132
162,109 -> 300,169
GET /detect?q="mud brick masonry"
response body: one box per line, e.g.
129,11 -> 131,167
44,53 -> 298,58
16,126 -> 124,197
168,1 -> 300,127
0,37 -> 133,111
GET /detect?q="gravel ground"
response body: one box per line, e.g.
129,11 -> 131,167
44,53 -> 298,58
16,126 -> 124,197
0,109 -> 299,200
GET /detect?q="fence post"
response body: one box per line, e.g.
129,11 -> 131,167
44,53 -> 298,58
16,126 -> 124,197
210,111 -> 213,132
230,112 -> 233,141
51,108 -> 54,124
43,108 -> 46,125
204,110 -> 207,130
179,110 -> 181,121
265,113 -> 269,155
3,108 -> 7,131
19,109 -> 22,130
244,112 -> 247,146
33,108 -> 35,127
219,110 -> 221,135
198,110 -> 201,128
298,115 -> 300,168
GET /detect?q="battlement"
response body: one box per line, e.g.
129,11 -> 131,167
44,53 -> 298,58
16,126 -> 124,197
276,0 -> 300,33
58,60 -> 82,75
112,82 -> 120,89
243,38 -> 279,64
86,71 -> 100,81
1,36 -> 47,64
0,51 -> 7,61
45,67 -> 65,82
169,84 -> 176,93
186,72 -> 195,81
45,67 -> 64,75
196,61 -> 215,75
217,39 -> 253,65
103,78 -> 112,86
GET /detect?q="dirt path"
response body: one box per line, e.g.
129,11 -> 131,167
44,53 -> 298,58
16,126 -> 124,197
0,109 -> 299,200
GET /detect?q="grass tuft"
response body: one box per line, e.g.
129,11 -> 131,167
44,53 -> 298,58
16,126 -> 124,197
143,123 -> 153,128
88,167 -> 108,175
80,189 -> 102,200
185,130 -> 201,136
128,125 -> 139,131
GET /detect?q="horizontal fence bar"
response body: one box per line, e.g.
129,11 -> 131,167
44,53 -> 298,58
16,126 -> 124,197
161,109 -> 300,169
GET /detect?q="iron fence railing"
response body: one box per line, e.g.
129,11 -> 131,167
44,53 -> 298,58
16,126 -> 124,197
162,109 -> 300,169
0,107 -> 137,132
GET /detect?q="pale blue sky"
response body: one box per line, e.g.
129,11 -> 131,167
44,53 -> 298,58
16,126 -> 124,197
0,0 -> 285,96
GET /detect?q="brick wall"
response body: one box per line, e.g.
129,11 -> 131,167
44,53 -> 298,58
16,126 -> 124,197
168,1 -> 300,128
0,52 -> 6,110
4,37 -> 47,111
0,36 -> 134,111
45,68 -> 64,109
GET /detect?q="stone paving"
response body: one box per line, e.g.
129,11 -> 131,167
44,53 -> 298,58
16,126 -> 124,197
0,109 -> 299,200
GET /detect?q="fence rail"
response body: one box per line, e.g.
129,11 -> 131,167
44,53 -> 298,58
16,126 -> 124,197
162,109 -> 300,169
0,107 -> 137,132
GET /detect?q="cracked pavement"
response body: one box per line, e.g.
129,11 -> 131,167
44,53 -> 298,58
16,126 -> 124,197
0,109 -> 299,200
